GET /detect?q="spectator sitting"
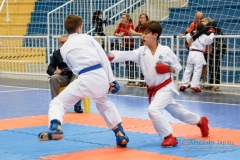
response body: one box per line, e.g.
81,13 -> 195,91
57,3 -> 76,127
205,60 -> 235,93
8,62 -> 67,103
47,35 -> 83,113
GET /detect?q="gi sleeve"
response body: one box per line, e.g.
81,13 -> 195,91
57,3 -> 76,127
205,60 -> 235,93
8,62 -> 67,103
192,26 -> 209,41
199,33 -> 214,45
109,47 -> 141,64
91,37 -> 116,83
186,33 -> 192,43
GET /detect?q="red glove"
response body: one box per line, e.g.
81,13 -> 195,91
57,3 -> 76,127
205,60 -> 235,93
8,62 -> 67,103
207,27 -> 215,34
155,63 -> 170,74
108,55 -> 114,61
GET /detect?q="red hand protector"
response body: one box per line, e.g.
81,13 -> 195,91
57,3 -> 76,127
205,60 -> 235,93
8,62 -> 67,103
208,27 -> 215,33
108,55 -> 114,61
155,63 -> 170,74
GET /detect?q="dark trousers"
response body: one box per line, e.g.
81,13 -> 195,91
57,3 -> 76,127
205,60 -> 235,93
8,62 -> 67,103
125,61 -> 135,79
209,46 -> 226,84
123,46 -> 135,80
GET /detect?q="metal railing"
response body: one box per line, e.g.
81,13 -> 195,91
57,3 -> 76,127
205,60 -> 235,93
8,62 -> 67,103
0,0 -> 10,22
176,35 -> 240,87
1,35 -> 240,87
0,36 -> 48,76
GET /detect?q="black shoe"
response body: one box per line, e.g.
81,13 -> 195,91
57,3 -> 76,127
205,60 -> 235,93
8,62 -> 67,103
74,104 -> 83,113
74,105 -> 83,113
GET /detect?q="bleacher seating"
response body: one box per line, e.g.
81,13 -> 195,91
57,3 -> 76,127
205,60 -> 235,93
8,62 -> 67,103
0,47 -> 46,72
1,0 -> 239,81
161,19 -> 240,36
161,3 -> 240,35
27,0 -> 68,35
28,12 -> 91,35
0,1 -> 36,36
169,5 -> 240,21
0,0 -> 47,73
188,0 -> 239,7
27,0 -> 122,35
162,0 -> 240,83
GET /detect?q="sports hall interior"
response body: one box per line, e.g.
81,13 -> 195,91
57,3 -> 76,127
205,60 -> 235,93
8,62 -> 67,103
0,0 -> 240,160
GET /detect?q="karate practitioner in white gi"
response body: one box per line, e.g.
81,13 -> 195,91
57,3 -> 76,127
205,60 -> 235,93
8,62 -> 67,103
108,21 -> 209,147
38,15 -> 129,147
180,23 -> 214,92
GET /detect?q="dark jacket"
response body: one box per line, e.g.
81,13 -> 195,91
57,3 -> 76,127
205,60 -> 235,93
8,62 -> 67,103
94,16 -> 110,36
192,21 -> 226,54
47,49 -> 73,76
193,21 -> 223,38
192,21 -> 226,51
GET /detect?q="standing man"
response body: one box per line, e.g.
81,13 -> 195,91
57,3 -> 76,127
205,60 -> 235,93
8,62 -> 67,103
186,12 -> 204,34
47,35 -> 83,113
184,11 -> 204,49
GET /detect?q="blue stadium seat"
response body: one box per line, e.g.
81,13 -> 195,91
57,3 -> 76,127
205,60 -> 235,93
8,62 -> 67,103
161,19 -> 240,36
188,0 -> 239,7
169,5 -> 240,21
160,20 -> 190,36
27,0 -> 123,35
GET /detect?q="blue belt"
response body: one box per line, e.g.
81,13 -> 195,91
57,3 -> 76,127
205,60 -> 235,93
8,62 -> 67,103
78,64 -> 102,75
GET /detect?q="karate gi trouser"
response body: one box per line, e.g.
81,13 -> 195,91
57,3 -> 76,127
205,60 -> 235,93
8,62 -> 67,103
182,63 -> 204,88
48,76 -> 122,130
148,89 -> 200,137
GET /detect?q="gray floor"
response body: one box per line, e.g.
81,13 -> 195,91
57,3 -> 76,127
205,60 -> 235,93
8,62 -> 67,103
0,77 -> 239,105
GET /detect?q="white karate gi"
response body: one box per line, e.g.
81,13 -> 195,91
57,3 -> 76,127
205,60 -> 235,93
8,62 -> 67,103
48,33 -> 122,129
182,33 -> 214,88
110,44 -> 200,137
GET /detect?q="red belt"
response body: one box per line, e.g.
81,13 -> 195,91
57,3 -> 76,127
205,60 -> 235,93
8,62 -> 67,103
146,77 -> 172,104
191,49 -> 204,53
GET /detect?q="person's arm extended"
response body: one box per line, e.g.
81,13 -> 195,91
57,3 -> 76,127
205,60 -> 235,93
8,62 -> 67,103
186,22 -> 195,33
199,33 -> 214,45
47,51 -> 58,76
129,29 -> 142,36
192,26 -> 210,41
109,46 -> 141,64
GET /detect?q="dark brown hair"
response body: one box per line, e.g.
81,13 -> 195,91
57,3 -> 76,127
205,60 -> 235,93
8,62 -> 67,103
196,23 -> 204,31
65,15 -> 83,34
92,10 -> 102,24
142,21 -> 162,40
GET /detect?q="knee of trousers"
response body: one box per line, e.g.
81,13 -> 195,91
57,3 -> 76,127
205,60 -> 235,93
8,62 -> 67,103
148,107 -> 163,117
49,75 -> 61,84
